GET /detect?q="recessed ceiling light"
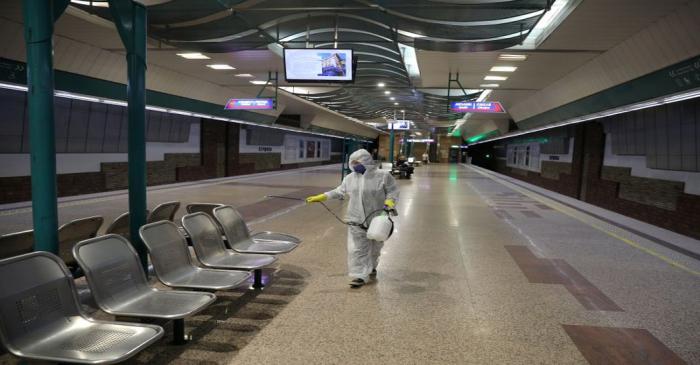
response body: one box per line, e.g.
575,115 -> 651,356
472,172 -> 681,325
206,64 -> 235,70
235,73 -> 254,78
484,75 -> 508,81
377,82 -> 385,87
498,54 -> 527,61
480,84 -> 500,88
384,90 -> 391,95
250,80 -> 268,85
394,102 -> 399,105
390,97 -> 395,100
177,52 -> 210,59
490,66 -> 518,72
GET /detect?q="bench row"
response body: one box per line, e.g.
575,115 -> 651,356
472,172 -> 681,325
0,205 -> 301,364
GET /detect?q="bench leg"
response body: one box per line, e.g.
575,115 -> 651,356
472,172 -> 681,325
173,318 -> 189,345
253,269 -> 264,289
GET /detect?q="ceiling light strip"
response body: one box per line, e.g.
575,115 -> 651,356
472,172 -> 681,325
471,87 -> 700,145
0,81 -> 371,141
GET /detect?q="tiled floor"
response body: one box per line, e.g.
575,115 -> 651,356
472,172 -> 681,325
1,164 -> 698,364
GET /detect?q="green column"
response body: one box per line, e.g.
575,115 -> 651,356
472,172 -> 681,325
109,1 -> 148,270
389,130 -> 395,163
22,0 -> 69,254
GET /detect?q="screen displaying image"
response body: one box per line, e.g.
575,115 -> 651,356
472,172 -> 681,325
284,49 -> 354,82
388,120 -> 410,130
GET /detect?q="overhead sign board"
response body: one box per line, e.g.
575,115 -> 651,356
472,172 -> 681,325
387,120 -> 410,130
225,98 -> 274,110
450,101 -> 505,113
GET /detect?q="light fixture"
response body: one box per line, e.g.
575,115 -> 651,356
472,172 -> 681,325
394,102 -> 399,105
206,64 -> 235,70
235,73 -> 254,78
176,52 -> 210,60
377,82 -> 385,87
484,75 -> 508,81
401,110 -> 405,112
480,84 -> 500,88
0,83 -> 383,139
390,97 -> 396,101
498,54 -> 527,61
250,80 -> 268,85
396,29 -> 427,38
470,87 -> 700,145
398,43 -> 421,80
515,0 -> 580,49
490,66 -> 518,72
384,90 -> 391,95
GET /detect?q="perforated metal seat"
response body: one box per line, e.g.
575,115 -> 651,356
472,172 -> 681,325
0,229 -> 33,259
0,252 -> 163,364
213,205 -> 300,254
73,235 -> 216,343
58,216 -> 103,268
139,221 -> 251,290
185,203 -> 223,216
147,201 -> 181,223
182,212 -> 277,269
105,211 -> 149,240
182,213 -> 276,288
186,203 -> 225,233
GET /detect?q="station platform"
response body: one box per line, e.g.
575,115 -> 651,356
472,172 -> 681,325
1,163 -> 697,364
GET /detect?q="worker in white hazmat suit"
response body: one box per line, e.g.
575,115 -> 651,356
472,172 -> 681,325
306,149 -> 399,288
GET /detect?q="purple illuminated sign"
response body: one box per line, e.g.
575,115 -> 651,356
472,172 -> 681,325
225,98 -> 274,110
450,101 -> 505,113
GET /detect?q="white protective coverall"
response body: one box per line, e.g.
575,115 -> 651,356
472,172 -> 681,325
324,149 -> 399,281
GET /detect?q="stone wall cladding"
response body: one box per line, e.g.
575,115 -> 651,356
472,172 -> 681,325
483,122 -> 700,240
540,161 -> 573,180
0,119 -> 340,204
601,166 -> 684,210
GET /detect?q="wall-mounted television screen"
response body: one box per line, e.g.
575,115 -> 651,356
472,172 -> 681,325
284,49 -> 354,83
388,120 -> 410,130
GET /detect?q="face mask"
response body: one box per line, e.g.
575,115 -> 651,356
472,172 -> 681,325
353,163 -> 366,174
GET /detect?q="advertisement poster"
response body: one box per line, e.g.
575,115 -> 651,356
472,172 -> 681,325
306,140 -> 316,158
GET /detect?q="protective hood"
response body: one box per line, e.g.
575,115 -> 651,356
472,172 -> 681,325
348,149 -> 375,169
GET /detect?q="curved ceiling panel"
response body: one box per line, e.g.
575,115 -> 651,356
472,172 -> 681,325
73,0 -> 552,129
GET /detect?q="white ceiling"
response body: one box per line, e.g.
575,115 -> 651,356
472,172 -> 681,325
2,0 -> 696,138
539,0 -> 694,51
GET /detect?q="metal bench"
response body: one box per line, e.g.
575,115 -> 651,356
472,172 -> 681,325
139,220 -> 251,290
181,212 -> 277,289
73,235 -> 216,345
105,210 -> 149,240
213,205 -> 300,254
186,203 -> 225,233
147,201 -> 181,223
0,229 -> 33,259
58,216 -> 103,270
186,202 -> 223,216
0,252 -> 163,364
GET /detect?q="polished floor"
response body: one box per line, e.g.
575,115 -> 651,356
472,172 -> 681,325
1,164 -> 698,364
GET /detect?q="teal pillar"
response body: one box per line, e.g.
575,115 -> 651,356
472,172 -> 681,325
22,0 -> 69,254
389,130 -> 395,163
109,1 -> 148,270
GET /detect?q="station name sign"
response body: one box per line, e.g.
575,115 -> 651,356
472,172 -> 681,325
225,98 -> 274,110
450,101 -> 505,113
